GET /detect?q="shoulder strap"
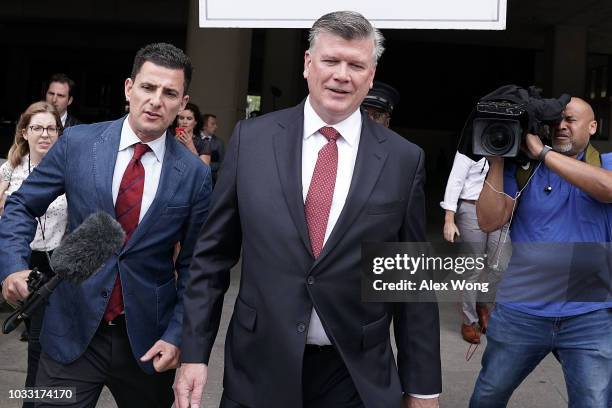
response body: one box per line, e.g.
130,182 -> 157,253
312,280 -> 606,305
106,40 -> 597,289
515,161 -> 535,192
584,143 -> 602,167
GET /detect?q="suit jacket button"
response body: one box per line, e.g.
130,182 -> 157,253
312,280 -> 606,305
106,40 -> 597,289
297,323 -> 306,333
307,276 -> 315,285
101,291 -> 109,298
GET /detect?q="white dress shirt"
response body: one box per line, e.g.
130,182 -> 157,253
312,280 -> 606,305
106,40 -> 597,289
440,151 -> 489,212
302,96 -> 361,346
60,111 -> 68,127
302,100 -> 439,399
112,119 -> 166,221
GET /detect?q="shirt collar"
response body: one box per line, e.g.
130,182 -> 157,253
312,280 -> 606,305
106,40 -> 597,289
119,118 -> 166,162
303,96 -> 361,147
60,111 -> 68,126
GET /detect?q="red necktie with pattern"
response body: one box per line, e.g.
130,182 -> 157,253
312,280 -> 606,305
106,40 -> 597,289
305,126 -> 340,259
104,142 -> 149,322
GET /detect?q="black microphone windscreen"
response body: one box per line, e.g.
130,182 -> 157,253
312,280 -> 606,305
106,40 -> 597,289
50,212 -> 125,283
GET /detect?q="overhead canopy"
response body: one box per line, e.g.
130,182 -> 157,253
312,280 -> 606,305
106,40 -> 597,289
199,0 -> 507,30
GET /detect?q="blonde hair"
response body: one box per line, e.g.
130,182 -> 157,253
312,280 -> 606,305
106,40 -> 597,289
7,101 -> 63,168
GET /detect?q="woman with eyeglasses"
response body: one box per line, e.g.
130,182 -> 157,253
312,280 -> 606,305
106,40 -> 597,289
0,101 -> 68,404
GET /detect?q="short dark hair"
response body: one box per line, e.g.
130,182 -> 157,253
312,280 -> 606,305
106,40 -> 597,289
131,43 -> 192,94
172,102 -> 204,135
202,113 -> 217,125
49,73 -> 76,97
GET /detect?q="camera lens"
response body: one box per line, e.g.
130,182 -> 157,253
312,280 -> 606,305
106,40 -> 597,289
482,123 -> 514,155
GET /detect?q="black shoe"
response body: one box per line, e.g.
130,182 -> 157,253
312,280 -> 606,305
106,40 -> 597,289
19,329 -> 29,342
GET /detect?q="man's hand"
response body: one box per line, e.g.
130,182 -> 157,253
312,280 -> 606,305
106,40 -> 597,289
140,340 -> 180,372
174,363 -> 208,408
1,270 -> 31,305
403,395 -> 440,408
443,220 -> 460,243
523,132 -> 545,160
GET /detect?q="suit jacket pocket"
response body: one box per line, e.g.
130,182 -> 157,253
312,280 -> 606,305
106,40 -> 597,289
362,313 -> 390,350
235,297 -> 257,332
366,200 -> 405,215
161,205 -> 190,217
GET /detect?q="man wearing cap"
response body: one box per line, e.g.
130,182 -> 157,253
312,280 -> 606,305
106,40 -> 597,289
361,80 -> 400,128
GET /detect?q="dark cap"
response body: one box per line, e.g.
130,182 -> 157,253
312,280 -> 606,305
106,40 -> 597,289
361,81 -> 400,114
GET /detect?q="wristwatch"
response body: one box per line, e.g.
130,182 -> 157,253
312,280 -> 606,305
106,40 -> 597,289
537,145 -> 553,162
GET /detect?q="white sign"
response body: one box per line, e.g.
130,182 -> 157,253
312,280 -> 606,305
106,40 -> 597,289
199,0 -> 506,30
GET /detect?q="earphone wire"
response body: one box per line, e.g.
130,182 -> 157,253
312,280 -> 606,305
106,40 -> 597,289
484,160 -> 543,269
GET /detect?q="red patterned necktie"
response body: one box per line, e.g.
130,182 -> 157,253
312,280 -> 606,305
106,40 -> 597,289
305,127 -> 340,259
104,142 -> 149,322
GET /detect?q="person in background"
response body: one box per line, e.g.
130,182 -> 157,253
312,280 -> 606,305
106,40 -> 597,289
0,101 -> 68,408
360,80 -> 400,128
199,113 -> 224,185
45,73 -> 82,128
173,102 -> 211,165
440,151 -> 509,344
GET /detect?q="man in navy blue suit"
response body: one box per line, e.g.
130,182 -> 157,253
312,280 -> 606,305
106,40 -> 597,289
0,43 -> 211,407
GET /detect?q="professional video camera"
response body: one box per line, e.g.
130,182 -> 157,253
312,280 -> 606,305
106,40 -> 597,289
470,85 -> 571,157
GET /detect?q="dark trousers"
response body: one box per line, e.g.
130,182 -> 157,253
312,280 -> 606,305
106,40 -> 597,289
23,250 -> 51,408
220,345 -> 364,408
34,315 -> 175,408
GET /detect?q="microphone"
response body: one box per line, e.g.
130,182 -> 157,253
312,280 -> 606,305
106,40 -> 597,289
2,212 -> 125,334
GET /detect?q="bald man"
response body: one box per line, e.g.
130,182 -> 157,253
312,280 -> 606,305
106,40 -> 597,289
470,97 -> 612,407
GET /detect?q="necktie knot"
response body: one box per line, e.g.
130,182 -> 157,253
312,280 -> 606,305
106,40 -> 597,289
132,143 -> 150,161
319,127 -> 340,142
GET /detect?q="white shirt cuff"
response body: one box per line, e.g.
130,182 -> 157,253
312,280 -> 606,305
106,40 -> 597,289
408,393 -> 440,399
440,201 -> 457,212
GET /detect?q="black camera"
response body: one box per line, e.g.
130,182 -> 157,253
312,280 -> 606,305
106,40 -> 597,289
472,101 -> 525,157
470,85 -> 571,158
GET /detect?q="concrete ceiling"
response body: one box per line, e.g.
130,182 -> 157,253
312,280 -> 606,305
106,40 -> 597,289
509,0 -> 612,29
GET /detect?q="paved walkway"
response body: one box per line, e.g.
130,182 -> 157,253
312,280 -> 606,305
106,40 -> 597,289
0,264 -> 567,408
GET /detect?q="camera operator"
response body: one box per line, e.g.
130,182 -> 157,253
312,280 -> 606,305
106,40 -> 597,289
470,97 -> 612,407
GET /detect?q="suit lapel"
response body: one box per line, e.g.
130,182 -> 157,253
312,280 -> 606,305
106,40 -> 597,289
121,135 -> 184,254
273,104 -> 312,255
314,114 -> 388,265
93,118 -> 123,217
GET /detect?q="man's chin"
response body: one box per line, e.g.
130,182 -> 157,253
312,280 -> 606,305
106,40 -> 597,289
136,125 -> 168,142
553,141 -> 572,152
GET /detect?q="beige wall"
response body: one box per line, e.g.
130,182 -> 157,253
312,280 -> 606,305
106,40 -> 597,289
185,0 -> 252,143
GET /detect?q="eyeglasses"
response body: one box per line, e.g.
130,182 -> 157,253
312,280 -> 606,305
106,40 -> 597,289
28,125 -> 60,137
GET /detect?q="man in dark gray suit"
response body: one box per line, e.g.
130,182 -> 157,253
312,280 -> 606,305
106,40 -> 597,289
200,113 -> 224,185
175,11 -> 441,408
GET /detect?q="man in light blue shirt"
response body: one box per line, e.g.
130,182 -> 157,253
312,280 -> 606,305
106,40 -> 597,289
471,97 -> 612,407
